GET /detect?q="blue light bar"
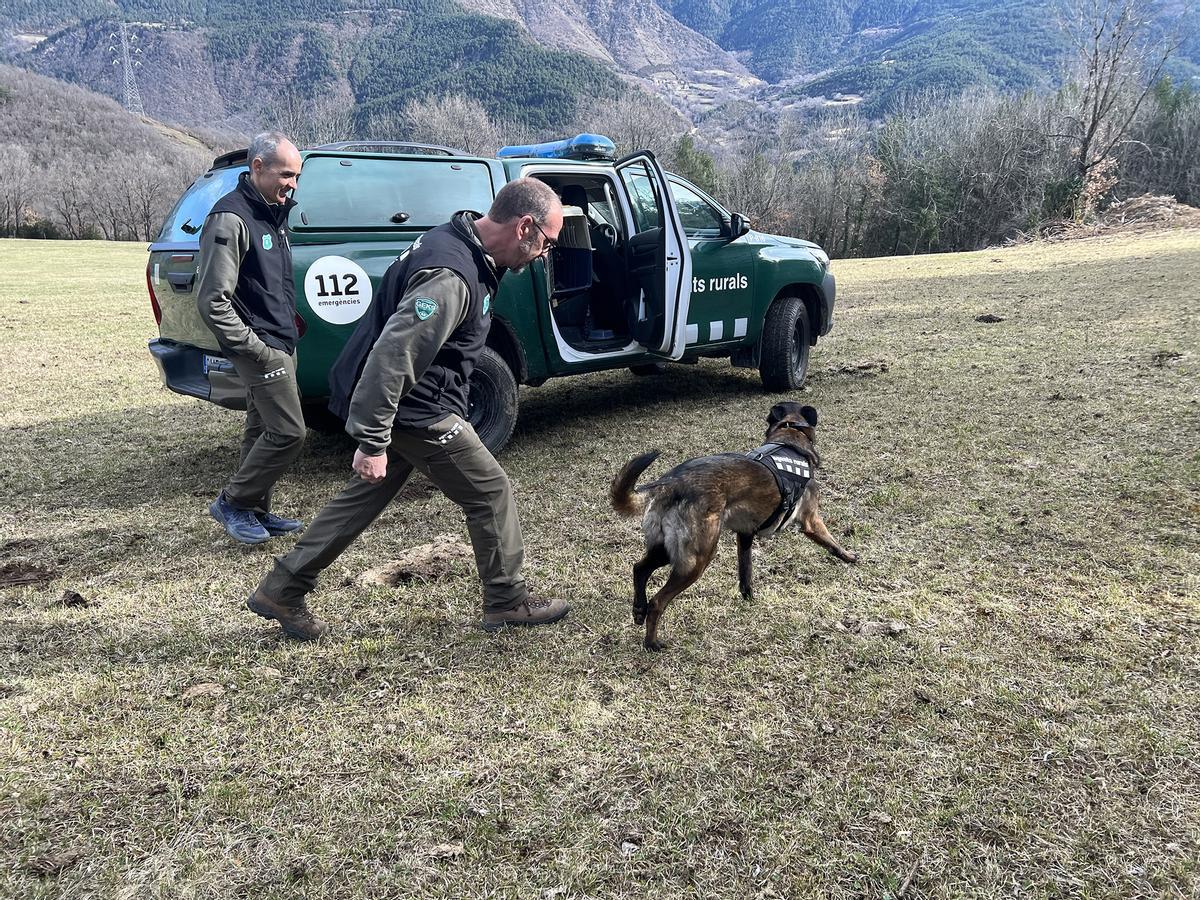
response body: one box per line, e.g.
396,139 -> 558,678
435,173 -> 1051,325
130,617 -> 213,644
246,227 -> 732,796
497,133 -> 617,161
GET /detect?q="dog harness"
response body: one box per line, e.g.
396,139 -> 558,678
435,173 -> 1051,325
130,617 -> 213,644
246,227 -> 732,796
744,441 -> 813,536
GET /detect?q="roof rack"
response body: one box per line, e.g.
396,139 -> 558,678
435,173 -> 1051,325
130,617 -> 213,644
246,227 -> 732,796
209,140 -> 469,170
310,141 -> 467,156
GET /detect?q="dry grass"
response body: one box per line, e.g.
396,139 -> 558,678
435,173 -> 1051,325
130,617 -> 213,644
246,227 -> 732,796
0,231 -> 1198,898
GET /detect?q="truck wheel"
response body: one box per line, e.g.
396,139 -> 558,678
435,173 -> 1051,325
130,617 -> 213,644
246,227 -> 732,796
468,346 -> 519,455
759,295 -> 811,391
302,403 -> 348,436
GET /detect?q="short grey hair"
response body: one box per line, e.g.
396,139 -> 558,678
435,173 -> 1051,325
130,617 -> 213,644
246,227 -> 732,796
488,177 -> 561,224
248,131 -> 290,166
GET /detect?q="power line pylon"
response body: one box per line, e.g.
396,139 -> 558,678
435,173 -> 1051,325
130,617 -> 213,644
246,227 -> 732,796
110,21 -> 146,118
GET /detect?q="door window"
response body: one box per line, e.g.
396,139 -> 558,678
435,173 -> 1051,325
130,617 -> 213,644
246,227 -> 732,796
669,180 -> 725,237
619,162 -> 663,232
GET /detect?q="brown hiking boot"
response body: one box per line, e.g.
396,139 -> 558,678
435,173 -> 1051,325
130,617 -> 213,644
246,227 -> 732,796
481,595 -> 570,632
246,590 -> 329,642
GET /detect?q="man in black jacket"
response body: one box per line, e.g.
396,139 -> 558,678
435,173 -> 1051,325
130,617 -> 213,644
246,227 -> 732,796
248,178 -> 570,640
196,131 -> 306,545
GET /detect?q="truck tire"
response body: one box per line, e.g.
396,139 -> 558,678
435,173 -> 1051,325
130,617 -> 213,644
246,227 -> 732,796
302,403 -> 348,436
758,295 -> 811,392
468,346 -> 519,455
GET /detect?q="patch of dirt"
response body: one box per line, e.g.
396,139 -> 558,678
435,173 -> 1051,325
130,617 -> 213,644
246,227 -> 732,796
1011,194 -> 1200,243
360,534 -> 475,587
51,590 -> 88,608
1151,350 -> 1184,367
825,360 -> 890,377
27,848 -> 82,876
0,562 -> 55,587
0,538 -> 39,555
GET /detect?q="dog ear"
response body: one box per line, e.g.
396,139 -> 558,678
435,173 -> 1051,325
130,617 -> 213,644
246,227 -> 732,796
767,403 -> 789,428
800,405 -> 818,427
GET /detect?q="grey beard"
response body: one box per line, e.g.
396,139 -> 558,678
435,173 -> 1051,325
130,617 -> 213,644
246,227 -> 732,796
509,236 -> 540,274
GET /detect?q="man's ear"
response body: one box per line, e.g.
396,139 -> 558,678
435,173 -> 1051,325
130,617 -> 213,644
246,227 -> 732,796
767,403 -> 789,428
800,405 -> 818,427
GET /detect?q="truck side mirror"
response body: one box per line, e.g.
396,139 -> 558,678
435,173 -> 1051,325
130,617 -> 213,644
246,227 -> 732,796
729,213 -> 751,239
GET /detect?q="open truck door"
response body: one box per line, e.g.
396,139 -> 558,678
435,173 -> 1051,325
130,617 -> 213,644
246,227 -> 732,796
615,151 -> 692,359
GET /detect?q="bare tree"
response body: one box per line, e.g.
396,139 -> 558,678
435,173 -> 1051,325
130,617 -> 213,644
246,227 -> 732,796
0,143 -> 38,236
264,89 -> 356,148
578,91 -> 689,163
714,141 -> 801,236
394,94 -> 511,156
1058,0 -> 1183,216
1118,76 -> 1200,203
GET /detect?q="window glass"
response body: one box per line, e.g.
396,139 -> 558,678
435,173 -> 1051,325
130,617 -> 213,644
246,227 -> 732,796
158,166 -> 244,241
292,156 -> 494,229
670,180 -> 725,236
618,162 -> 662,232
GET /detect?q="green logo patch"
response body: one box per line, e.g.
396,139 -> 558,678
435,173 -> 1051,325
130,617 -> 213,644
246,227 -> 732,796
482,293 -> 491,315
262,233 -> 273,251
414,297 -> 438,320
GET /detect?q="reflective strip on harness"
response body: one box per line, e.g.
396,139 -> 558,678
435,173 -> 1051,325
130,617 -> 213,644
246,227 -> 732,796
745,442 -> 813,536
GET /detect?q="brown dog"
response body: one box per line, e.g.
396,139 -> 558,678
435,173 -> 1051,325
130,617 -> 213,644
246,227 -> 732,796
610,402 -> 857,650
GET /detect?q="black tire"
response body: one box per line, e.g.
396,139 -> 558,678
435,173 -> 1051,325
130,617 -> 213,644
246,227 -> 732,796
758,295 -> 811,392
629,362 -> 668,376
302,403 -> 349,436
468,346 -> 519,455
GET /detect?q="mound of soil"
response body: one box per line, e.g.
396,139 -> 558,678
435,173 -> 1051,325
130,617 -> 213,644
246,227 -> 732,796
1016,194 -> 1200,243
359,534 -> 474,587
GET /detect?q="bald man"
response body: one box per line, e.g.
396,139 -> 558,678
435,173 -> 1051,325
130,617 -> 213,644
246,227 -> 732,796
197,131 -> 307,545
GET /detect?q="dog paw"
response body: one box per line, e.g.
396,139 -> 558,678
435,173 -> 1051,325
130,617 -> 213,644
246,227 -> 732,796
633,611 -> 647,625
643,638 -> 665,652
739,589 -> 754,603
844,552 -> 859,564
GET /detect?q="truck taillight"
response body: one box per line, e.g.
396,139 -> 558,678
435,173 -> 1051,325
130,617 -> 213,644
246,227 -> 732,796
146,262 -> 162,325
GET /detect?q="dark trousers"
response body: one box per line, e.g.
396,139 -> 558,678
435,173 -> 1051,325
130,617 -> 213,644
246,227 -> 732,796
223,346 -> 305,513
259,414 -> 527,612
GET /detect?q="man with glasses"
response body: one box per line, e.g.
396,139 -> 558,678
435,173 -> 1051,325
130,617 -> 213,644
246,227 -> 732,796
245,178 -> 569,640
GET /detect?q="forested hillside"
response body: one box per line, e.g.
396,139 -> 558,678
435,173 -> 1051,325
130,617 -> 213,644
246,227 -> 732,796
3,0 -> 623,134
3,0 -> 1198,132
0,64 -> 222,239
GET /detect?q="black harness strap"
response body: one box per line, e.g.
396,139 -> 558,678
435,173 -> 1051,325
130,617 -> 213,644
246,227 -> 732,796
744,442 -> 813,536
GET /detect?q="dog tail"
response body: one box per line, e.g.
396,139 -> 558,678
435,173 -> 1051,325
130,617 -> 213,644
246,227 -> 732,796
610,450 -> 660,517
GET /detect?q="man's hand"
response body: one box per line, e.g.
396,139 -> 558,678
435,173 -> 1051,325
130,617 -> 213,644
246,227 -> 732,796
353,448 -> 388,483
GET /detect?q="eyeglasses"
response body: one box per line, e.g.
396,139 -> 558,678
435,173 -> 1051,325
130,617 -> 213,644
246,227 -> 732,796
529,218 -> 558,254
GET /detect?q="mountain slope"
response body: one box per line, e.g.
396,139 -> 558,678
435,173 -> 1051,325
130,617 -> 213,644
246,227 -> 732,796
0,62 -> 223,238
1,0 -> 1197,131
6,1 -> 625,134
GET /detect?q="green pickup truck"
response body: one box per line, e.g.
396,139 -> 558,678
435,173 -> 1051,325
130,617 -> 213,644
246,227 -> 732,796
147,135 -> 836,452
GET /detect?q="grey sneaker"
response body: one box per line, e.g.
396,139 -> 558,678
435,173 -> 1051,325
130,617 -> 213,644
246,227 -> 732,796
482,596 -> 570,632
246,590 -> 329,641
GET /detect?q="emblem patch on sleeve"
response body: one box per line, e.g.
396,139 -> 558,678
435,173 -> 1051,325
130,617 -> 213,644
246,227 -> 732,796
482,293 -> 491,315
262,233 -> 273,250
414,297 -> 438,320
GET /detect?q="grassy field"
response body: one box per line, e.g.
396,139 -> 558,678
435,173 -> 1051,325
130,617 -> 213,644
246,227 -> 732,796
0,231 -> 1197,898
